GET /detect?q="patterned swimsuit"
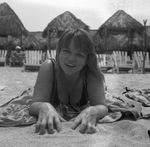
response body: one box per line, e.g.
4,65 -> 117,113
49,59 -> 90,120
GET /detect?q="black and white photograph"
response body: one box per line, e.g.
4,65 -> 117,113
0,0 -> 150,146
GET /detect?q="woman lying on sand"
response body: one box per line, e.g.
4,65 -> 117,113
29,28 -> 108,135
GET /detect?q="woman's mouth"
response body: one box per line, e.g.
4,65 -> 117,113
65,63 -> 75,68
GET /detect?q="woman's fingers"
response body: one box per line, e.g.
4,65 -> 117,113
35,112 -> 66,135
54,117 -> 62,132
78,119 -> 87,134
47,117 -> 55,134
39,119 -> 47,135
35,120 -> 40,133
86,123 -> 96,134
47,114 -> 66,133
59,116 -> 67,122
71,118 -> 81,130
35,117 -> 47,135
69,117 -> 76,122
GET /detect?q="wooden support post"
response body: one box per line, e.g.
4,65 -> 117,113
105,26 -> 108,54
142,19 -> 147,74
47,29 -> 52,58
130,30 -> 134,60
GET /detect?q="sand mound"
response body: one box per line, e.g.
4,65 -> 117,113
0,121 -> 149,147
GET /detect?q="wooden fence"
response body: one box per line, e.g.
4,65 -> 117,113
0,49 -> 150,73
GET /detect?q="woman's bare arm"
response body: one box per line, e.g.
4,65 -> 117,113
87,73 -> 106,106
29,59 -> 54,116
87,73 -> 108,119
29,60 -> 65,134
33,59 -> 54,102
71,74 -> 108,134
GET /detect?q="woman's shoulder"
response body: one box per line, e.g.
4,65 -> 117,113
86,72 -> 104,85
39,58 -> 55,74
41,58 -> 55,67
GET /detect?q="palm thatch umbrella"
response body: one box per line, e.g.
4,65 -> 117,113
42,11 -> 89,38
88,30 -> 101,53
9,32 -> 45,50
31,32 -> 47,45
0,36 -> 7,47
145,26 -> 150,50
89,30 -> 98,44
21,34 -> 44,50
42,11 -> 89,56
0,2 -> 27,38
98,10 -> 143,53
99,33 -> 143,53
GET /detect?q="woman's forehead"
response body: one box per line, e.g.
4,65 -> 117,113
63,38 -> 85,51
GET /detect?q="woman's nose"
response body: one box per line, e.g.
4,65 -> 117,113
67,54 -> 76,62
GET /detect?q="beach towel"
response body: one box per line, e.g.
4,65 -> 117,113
0,87 -> 150,127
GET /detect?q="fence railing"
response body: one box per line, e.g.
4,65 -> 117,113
0,49 -> 150,73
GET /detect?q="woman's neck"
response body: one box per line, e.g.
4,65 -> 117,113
61,71 -> 81,83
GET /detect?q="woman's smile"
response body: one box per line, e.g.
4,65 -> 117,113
65,63 -> 76,68
64,62 -> 76,74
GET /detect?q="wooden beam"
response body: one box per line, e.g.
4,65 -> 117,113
142,20 -> 147,74
47,29 -> 51,58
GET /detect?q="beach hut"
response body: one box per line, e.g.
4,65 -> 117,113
0,2 -> 28,65
98,10 -> 143,53
5,32 -> 47,50
43,11 -> 89,38
145,26 -> 150,51
22,32 -> 47,71
0,36 -> 7,48
0,2 -> 27,38
21,33 -> 45,50
8,32 -> 47,69
42,11 -> 89,56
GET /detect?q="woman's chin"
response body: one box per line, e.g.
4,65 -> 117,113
63,68 -> 79,76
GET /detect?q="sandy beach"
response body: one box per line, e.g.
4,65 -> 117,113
0,66 -> 150,147
1,66 -> 150,103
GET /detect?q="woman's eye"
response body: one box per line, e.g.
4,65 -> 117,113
76,53 -> 85,58
62,49 -> 70,53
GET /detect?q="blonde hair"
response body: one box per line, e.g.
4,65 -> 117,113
55,28 -> 104,81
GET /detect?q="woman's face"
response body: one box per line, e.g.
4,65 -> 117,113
59,39 -> 87,76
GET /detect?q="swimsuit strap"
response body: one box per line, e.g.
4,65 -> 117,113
49,58 -> 58,105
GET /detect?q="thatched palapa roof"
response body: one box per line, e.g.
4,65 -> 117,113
96,10 -> 144,53
21,33 -> 44,49
145,26 -> 150,48
31,32 -> 47,44
0,36 -> 7,46
99,10 -> 143,36
0,2 -> 28,37
0,32 -> 45,50
98,33 -> 143,52
42,11 -> 89,38
90,30 -> 100,46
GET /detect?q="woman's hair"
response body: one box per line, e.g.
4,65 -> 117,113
55,28 -> 104,81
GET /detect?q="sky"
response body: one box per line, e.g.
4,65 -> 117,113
0,0 -> 150,32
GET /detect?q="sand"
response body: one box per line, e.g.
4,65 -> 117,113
0,66 -> 150,147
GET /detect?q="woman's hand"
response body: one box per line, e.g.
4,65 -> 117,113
35,103 -> 66,135
70,106 -> 100,134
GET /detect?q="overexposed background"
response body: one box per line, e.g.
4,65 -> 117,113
0,0 -> 150,31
